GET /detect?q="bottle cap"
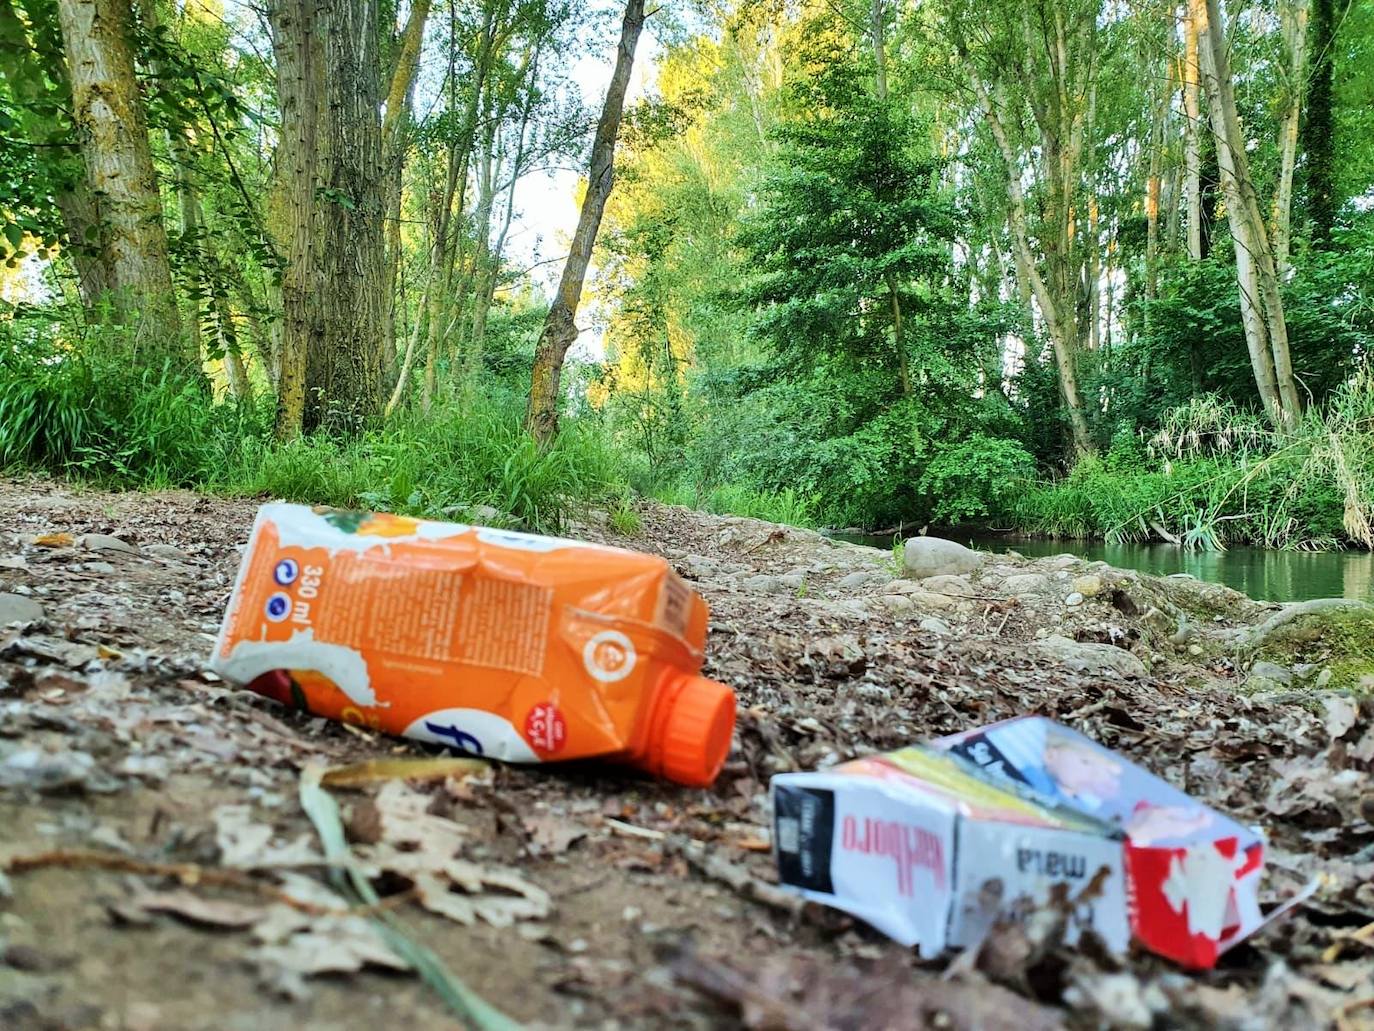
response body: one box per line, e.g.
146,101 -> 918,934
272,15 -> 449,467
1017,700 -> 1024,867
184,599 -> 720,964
654,673 -> 737,787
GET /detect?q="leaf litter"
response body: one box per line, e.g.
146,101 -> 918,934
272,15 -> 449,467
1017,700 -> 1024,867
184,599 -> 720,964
0,480 -> 1372,1028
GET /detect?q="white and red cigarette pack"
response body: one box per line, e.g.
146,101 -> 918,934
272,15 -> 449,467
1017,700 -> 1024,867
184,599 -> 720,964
772,717 -> 1265,967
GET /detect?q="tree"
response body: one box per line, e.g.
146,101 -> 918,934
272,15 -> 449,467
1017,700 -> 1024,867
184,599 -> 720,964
269,0 -> 388,436
1193,0 -> 1301,426
946,0 -> 1099,455
526,0 -> 645,442
55,0 -> 186,360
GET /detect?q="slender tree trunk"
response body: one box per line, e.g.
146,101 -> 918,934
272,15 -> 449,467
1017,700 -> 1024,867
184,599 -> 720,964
56,0 -> 186,362
869,0 -> 887,99
381,0 -> 432,369
1195,0 -> 1300,425
268,0 -> 323,438
420,0 -> 498,411
1273,0 -> 1309,273
526,0 -> 645,442
1183,2 -> 1203,261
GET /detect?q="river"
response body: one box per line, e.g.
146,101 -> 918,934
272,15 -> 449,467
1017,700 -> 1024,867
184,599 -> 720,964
831,532 -> 1374,604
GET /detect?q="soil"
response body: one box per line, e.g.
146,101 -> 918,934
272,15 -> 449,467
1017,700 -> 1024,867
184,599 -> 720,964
0,476 -> 1371,1030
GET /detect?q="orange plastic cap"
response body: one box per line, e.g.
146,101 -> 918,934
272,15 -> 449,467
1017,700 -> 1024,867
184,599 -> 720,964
654,674 -> 737,787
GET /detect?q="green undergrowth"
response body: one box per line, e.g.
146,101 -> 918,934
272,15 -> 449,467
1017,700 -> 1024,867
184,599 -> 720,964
0,345 -> 625,532
1012,383 -> 1374,552
1252,608 -> 1374,692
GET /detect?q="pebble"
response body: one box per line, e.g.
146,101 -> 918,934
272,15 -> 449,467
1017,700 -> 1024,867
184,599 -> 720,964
143,543 -> 191,562
1072,574 -> 1104,598
918,617 -> 952,636
78,533 -> 139,556
0,592 -> 45,625
83,562 -> 115,574
1188,644 -> 1203,656
1065,592 -> 1085,607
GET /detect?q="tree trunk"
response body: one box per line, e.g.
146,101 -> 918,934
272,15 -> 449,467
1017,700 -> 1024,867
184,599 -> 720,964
268,0 -> 324,438
526,0 -> 645,442
1183,2 -> 1203,261
380,0 -> 432,369
1273,0 -> 1309,273
1302,0 -> 1338,248
304,0 -> 387,433
1195,0 -> 1300,426
420,0 -> 499,411
269,0 -> 387,435
869,0 -> 887,100
55,0 -> 185,362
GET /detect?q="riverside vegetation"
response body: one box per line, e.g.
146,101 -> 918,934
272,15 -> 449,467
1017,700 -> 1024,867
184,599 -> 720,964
1,0 -> 1373,546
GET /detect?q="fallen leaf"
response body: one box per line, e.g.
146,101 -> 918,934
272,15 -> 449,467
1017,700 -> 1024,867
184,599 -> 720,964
212,806 -> 321,869
1324,696 -> 1361,741
522,812 -> 587,855
321,756 -> 488,788
249,912 -> 410,999
33,533 -> 74,548
125,887 -> 265,929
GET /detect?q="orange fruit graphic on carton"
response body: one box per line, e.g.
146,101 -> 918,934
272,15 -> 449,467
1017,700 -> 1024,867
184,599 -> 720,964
211,504 -> 736,786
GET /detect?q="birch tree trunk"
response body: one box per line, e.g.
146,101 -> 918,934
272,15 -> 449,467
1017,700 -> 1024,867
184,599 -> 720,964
56,0 -> 186,362
1194,0 -> 1301,426
1273,0 -> 1309,274
526,0 -> 645,442
1182,2 -> 1203,261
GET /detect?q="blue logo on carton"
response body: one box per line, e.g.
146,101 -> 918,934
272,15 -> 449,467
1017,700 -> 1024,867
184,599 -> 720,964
265,592 -> 291,622
274,559 -> 299,585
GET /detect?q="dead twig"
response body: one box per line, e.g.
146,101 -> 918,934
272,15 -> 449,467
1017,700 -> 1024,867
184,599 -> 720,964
3,848 -> 412,917
664,835 -> 803,916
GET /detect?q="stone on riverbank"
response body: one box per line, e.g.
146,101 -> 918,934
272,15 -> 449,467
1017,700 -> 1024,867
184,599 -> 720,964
902,537 -> 985,579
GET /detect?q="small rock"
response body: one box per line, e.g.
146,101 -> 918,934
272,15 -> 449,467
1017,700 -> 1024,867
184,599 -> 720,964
1072,574 -> 1104,598
1141,607 -> 1175,634
920,574 -> 975,598
743,573 -> 805,595
143,543 -> 191,562
876,595 -> 916,616
1003,573 -> 1053,595
836,570 -> 881,590
918,617 -> 952,636
1187,644 -> 1203,656
78,533 -> 139,556
83,562 -> 115,574
1043,555 -> 1080,571
1249,660 -> 1293,686
902,537 -> 986,579
0,593 -> 45,625
1065,592 -> 1085,607
1032,635 -> 1147,678
1315,668 -> 1333,688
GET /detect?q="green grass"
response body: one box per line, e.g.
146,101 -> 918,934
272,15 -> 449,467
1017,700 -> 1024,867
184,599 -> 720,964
0,346 -> 625,532
1011,381 -> 1374,551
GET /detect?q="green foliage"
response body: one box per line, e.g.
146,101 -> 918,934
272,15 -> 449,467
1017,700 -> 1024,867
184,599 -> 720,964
0,316 -> 624,532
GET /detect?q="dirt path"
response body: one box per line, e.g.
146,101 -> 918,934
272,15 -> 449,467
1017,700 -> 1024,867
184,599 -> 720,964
0,477 -> 1370,1029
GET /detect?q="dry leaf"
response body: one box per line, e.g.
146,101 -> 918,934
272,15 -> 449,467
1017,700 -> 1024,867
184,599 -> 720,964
249,911 -> 410,999
33,533 -> 74,548
321,756 -> 488,788
1324,696 -> 1361,741
125,887 -> 265,929
213,805 -> 321,869
523,812 -> 587,855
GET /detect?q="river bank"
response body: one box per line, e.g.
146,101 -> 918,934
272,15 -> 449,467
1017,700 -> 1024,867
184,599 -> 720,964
1,476 -> 1372,1029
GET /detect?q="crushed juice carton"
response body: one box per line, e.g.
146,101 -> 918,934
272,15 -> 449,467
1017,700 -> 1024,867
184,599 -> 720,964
211,504 -> 737,787
772,716 -> 1265,967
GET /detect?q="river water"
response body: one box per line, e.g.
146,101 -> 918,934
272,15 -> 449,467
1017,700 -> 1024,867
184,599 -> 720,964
831,533 -> 1374,604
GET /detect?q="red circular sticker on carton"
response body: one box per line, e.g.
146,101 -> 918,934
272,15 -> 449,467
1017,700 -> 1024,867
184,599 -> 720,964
525,702 -> 567,756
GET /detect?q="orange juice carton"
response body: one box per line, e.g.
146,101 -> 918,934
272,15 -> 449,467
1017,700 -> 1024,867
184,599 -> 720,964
773,717 -> 1275,967
210,503 -> 737,787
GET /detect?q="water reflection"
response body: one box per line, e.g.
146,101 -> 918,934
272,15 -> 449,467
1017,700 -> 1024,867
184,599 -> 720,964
835,533 -> 1374,604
